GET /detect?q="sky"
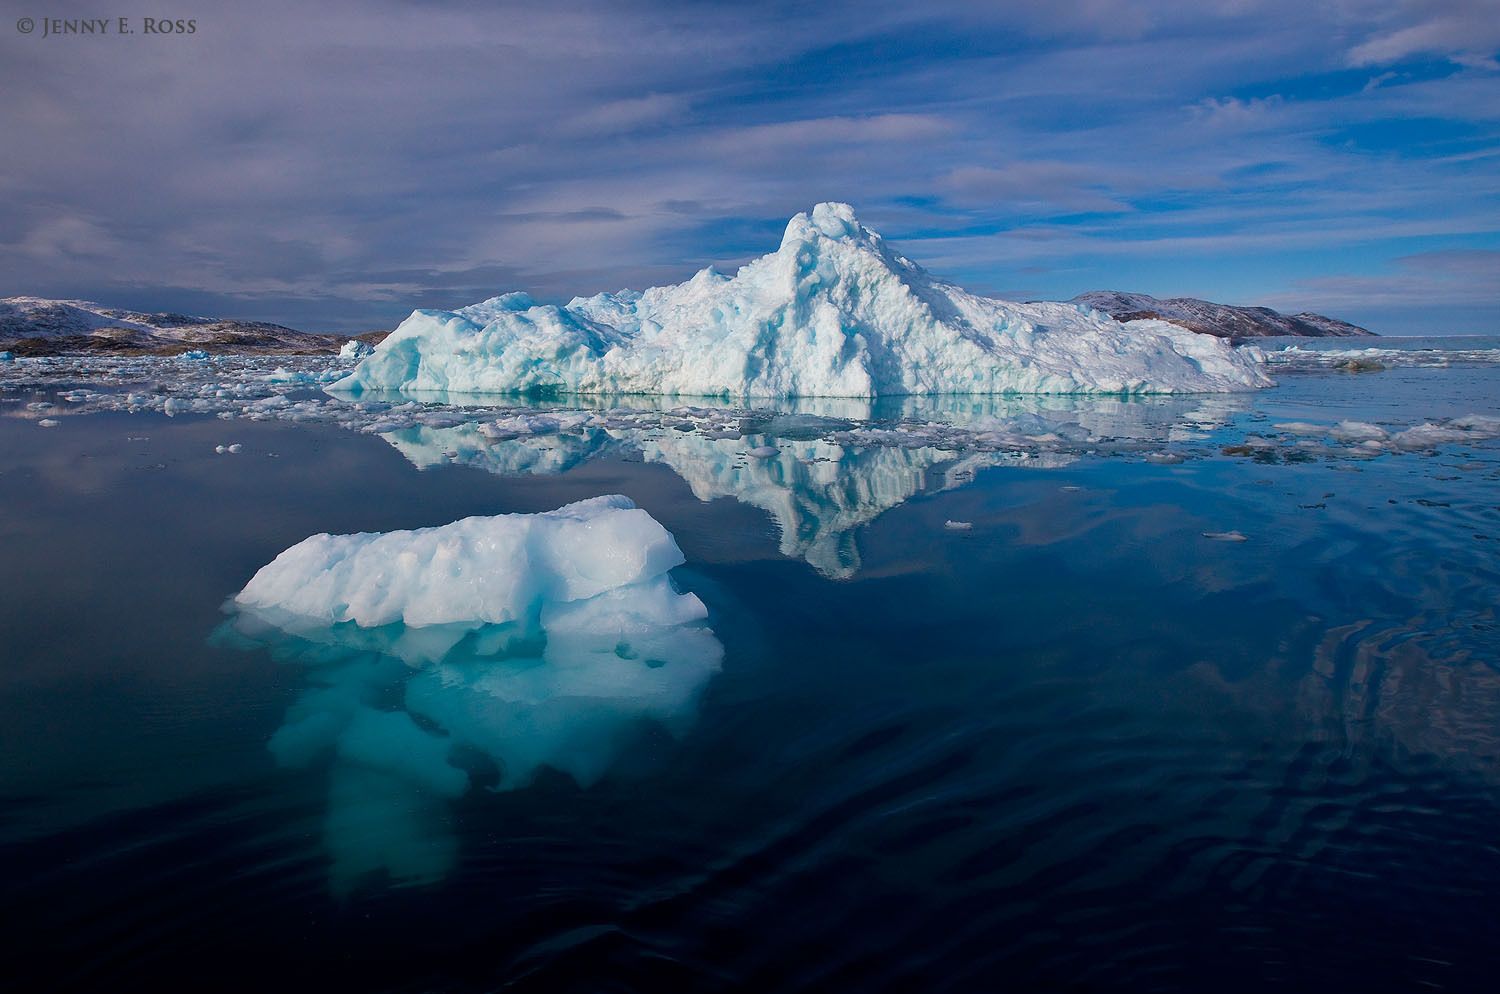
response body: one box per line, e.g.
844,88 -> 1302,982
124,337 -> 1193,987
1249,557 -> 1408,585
1,0 -> 1497,334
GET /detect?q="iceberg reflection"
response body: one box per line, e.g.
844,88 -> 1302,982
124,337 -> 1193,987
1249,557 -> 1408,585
380,394 -> 1248,578
217,497 -> 723,893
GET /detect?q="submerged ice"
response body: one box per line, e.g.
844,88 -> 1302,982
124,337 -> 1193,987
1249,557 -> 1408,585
221,496 -> 722,892
334,203 -> 1272,399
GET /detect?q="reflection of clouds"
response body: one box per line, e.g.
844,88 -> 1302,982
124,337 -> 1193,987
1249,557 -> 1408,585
218,499 -> 722,893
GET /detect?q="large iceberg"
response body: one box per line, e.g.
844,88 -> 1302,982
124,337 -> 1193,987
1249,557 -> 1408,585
334,203 -> 1272,399
221,496 -> 723,892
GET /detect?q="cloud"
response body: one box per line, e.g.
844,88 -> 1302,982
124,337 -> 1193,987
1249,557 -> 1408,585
0,0 -> 1495,333
940,163 -> 1132,213
1346,0 -> 1500,68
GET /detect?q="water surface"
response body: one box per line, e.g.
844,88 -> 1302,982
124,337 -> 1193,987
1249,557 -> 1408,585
2,350 -> 1498,992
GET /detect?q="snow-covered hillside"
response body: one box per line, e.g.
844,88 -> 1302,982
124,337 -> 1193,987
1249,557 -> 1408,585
336,203 -> 1272,398
0,297 -> 354,355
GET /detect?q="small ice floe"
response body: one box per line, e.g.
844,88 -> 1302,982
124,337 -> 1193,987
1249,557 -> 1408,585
339,339 -> 375,360
943,519 -> 973,531
215,443 -> 244,454
1329,421 -> 1388,443
37,418 -> 59,428
1145,452 -> 1185,465
747,445 -> 779,458
1202,530 -> 1248,542
180,350 -> 210,360
1273,422 -> 1328,436
0,351 -> 14,362
1060,485 -> 1083,492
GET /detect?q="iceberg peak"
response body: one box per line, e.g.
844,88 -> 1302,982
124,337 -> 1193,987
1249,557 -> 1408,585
334,204 -> 1273,398
781,201 -> 873,248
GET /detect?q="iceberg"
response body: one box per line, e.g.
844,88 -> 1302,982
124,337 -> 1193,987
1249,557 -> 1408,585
334,202 -> 1272,399
220,496 -> 723,892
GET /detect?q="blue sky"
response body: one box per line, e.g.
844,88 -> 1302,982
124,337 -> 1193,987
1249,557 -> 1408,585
2,0 -> 1497,333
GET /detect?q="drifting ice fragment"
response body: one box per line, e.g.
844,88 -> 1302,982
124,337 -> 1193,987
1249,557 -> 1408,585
220,496 -> 722,893
944,520 -> 973,531
1203,530 -> 1248,542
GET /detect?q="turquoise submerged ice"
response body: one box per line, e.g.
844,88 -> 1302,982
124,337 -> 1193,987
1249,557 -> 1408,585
334,203 -> 1271,399
226,496 -> 723,891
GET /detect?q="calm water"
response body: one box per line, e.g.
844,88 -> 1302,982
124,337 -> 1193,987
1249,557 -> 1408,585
2,349 -> 1499,992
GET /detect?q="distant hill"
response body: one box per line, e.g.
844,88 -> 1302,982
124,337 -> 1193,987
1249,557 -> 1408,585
0,297 -> 358,355
1069,291 -> 1375,339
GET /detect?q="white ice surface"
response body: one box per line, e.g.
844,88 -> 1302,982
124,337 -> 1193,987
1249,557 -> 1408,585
224,496 -> 722,892
234,494 -> 687,629
334,203 -> 1272,399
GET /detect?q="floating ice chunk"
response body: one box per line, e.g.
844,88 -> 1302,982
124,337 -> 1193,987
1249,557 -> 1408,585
746,445 -> 779,458
1453,414 -> 1500,435
339,339 -> 376,360
1145,452 -> 1185,464
234,495 -> 685,629
943,519 -> 973,531
0,351 -> 13,362
215,444 -> 227,453
228,443 -> 242,453
1274,422 -> 1328,436
37,418 -> 59,428
180,350 -> 210,360
220,496 -> 721,892
1390,421 -> 1496,450
1203,530 -> 1248,542
1329,421 -> 1388,443
334,203 -> 1271,399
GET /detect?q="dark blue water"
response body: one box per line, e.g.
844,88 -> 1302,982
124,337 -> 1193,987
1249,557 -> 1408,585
2,359 -> 1499,992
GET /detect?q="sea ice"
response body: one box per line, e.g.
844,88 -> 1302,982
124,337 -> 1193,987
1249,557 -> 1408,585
235,495 -> 690,629
334,203 -> 1272,399
339,339 -> 375,359
1203,530 -> 1248,542
221,497 -> 722,892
